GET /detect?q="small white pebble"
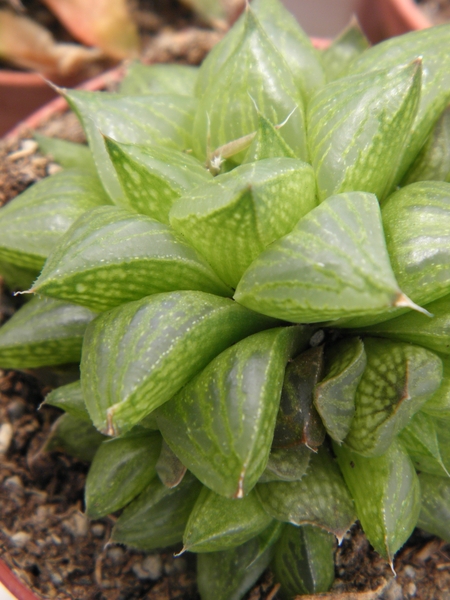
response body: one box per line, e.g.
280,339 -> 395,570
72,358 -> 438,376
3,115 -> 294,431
3,476 -> 23,490
91,523 -> 105,537
10,531 -> 31,548
406,582 -> 417,597
141,555 -> 163,580
51,534 -> 62,545
62,513 -> 89,537
107,546 -> 125,565
47,162 -> 63,176
49,571 -> 63,586
383,580 -> 403,600
404,565 -> 416,579
0,423 -> 13,454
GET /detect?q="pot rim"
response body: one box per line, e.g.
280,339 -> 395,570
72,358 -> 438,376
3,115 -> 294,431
0,558 -> 41,600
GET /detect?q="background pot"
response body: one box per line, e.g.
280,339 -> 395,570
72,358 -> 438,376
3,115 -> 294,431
281,0 -> 360,37
356,0 -> 431,43
0,558 -> 40,600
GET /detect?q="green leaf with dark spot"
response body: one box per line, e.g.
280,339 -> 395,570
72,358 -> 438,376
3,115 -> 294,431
197,528 -> 275,600
66,90 -> 197,201
422,355 -> 450,417
0,297 -> 96,369
382,182 -> 450,306
170,158 -> 316,288
111,474 -> 202,551
402,105 -> 450,185
156,440 -> 187,489
399,411 -> 450,477
313,338 -> 366,443
44,380 -> 90,422
273,524 -> 335,598
335,440 -> 420,565
417,472 -> 450,543
192,8 -> 306,163
256,446 -> 355,540
357,295 -> 450,355
33,206 -> 231,311
308,60 -> 421,202
0,169 -> 110,274
260,445 -> 312,483
157,326 -> 310,498
104,138 -> 211,222
81,291 -> 277,435
243,112 -> 297,164
235,192 -> 409,323
43,413 -> 106,462
344,338 -> 443,457
272,346 -> 325,451
348,24 -> 450,183
119,62 -> 198,96
85,430 -> 162,518
322,19 -> 369,82
183,487 -> 272,553
34,133 -> 96,174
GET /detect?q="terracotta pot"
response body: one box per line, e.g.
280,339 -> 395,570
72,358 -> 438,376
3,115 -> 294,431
0,558 -> 40,600
356,0 -> 431,43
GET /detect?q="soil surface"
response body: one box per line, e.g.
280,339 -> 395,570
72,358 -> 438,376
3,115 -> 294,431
416,0 -> 450,23
1,2 -> 450,599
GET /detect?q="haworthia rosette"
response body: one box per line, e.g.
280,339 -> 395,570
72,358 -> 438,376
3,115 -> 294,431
273,524 -> 335,597
344,338 -> 443,456
44,380 -> 90,422
335,440 -> 421,565
119,62 -> 198,96
242,112 -> 297,163
155,440 -> 187,489
33,206 -> 231,311
34,133 -> 96,174
85,430 -> 162,518
308,60 -> 421,202
81,291 -> 278,435
256,446 -> 355,541
183,487 -> 272,553
417,472 -> 450,543
43,413 -> 106,462
235,192 -> 414,323
0,297 -> 96,368
156,326 -> 311,498
170,158 -> 317,288
422,354 -> 450,417
260,445 -> 312,483
321,19 -> 369,82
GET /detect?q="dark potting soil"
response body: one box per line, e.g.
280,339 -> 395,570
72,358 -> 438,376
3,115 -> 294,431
416,0 -> 450,23
1,4 -> 450,599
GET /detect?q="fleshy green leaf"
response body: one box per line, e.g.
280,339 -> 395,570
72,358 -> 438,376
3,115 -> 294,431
271,346 -> 326,451
0,297 -> 96,369
399,411 -> 450,477
44,380 -> 90,422
85,430 -> 162,518
0,261 -> 38,291
119,62 -> 198,96
195,0 -> 325,104
344,338 -> 443,456
382,182 -> 450,306
156,326 -> 311,498
256,446 -> 356,540
273,524 -> 335,598
235,192 -> 410,323
170,158 -> 316,288
357,295 -> 450,356
33,206 -> 231,311
197,527 -> 275,600
81,291 -> 277,435
313,338 -> 366,443
0,169 -> 110,274
183,487 -> 272,553
322,19 -> 370,82
402,105 -> 450,185
111,474 -> 202,551
156,440 -> 187,489
104,138 -> 212,222
260,445 -> 312,483
335,440 -> 421,564
422,355 -> 450,417
66,90 -> 197,201
307,60 -> 421,202
242,112 -> 297,164
192,8 -> 307,163
34,133 -> 96,174
348,24 -> 450,183
43,413 -> 106,462
417,472 -> 450,542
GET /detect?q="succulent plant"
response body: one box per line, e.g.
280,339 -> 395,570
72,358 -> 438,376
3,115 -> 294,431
1,1 -> 450,597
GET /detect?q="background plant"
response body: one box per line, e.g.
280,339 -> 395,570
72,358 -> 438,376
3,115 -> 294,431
0,1 -> 450,598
